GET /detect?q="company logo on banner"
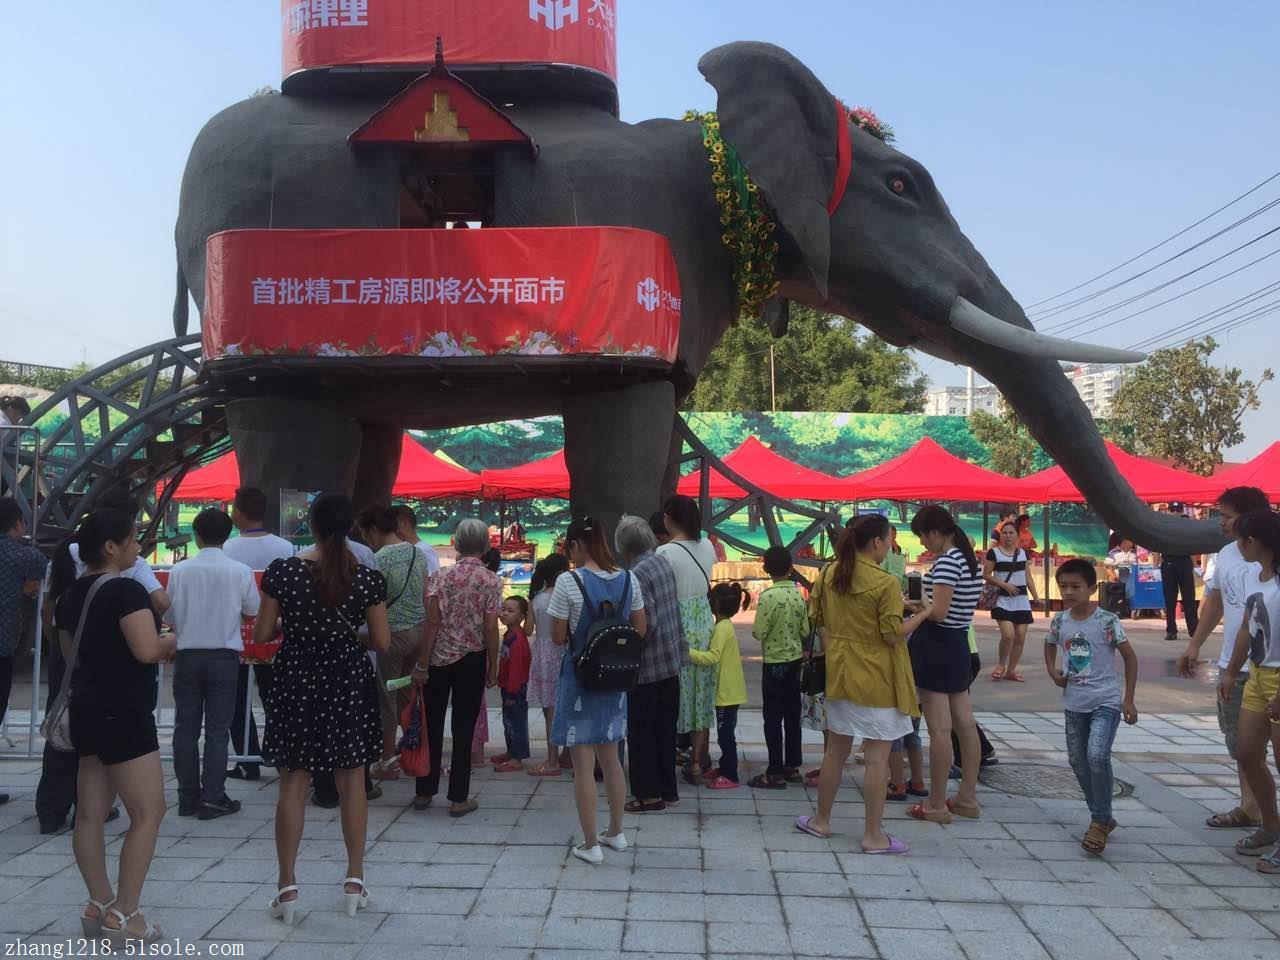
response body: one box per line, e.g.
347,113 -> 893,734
636,277 -> 681,314
529,0 -> 577,30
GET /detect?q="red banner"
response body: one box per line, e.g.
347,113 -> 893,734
282,0 -> 617,85
203,227 -> 681,364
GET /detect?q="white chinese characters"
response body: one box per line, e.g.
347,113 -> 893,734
287,0 -> 369,36
250,276 -> 567,307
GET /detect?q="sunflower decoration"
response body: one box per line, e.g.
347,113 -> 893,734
684,110 -> 780,321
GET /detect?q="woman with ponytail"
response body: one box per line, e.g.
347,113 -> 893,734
255,493 -> 390,925
906,505 -> 985,824
795,515 -> 928,853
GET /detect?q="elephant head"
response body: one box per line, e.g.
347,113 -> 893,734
699,42 -> 1223,553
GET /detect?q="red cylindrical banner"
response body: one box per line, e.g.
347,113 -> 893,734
281,0 -> 618,85
203,227 -> 681,364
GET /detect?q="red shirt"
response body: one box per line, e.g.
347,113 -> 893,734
497,626 -> 532,695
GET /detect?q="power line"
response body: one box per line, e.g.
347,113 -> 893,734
1037,201 -> 1280,329
1063,250 -> 1280,341
1131,299 -> 1280,352
1037,224 -> 1280,334
1026,168 -> 1280,310
1125,281 -> 1280,350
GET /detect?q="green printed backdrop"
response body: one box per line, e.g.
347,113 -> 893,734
410,413 -> 1110,561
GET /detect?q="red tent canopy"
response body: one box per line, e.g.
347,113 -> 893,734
845,437 -> 1034,503
676,435 -> 855,501
480,449 -> 570,500
168,436 -> 480,503
1020,441 -> 1222,504
394,436 -> 482,499
1205,442 -> 1280,501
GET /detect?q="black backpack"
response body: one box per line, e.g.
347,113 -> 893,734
570,571 -> 643,693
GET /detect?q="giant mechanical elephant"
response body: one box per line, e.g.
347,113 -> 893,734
174,41 -> 1220,553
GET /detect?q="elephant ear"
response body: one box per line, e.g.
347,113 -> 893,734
699,42 -> 840,299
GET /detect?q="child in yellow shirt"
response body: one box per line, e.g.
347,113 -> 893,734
690,582 -> 749,788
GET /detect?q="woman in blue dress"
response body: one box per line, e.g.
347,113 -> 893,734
548,517 -> 647,864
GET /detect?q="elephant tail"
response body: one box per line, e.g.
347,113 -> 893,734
173,257 -> 189,338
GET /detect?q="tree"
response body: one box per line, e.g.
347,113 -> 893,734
969,402 -> 1042,477
1109,337 -> 1273,476
0,360 -> 148,404
685,306 -> 928,414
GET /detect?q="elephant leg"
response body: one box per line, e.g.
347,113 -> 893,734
226,399 -> 362,533
353,423 -> 403,515
563,381 -> 675,539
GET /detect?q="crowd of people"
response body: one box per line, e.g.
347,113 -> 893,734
1,480 -> 1278,944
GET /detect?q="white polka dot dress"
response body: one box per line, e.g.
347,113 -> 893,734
260,557 -> 386,772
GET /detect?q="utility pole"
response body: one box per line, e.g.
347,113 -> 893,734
966,366 -> 975,416
770,345 -> 777,413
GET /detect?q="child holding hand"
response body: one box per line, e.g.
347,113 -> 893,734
1044,559 -> 1138,855
690,583 -> 749,789
493,596 -> 532,773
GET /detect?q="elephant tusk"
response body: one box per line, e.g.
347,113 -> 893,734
950,297 -> 1146,364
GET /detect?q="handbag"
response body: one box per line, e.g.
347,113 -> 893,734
799,567 -> 826,697
41,573 -> 117,753
978,549 -> 1018,611
397,688 -> 431,778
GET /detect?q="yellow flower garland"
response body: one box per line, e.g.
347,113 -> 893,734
684,111 -> 780,320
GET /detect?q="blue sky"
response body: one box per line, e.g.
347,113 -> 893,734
3,1 -> 1277,455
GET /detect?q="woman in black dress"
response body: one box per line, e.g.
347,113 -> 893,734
254,493 -> 390,924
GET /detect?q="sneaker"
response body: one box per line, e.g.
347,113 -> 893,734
598,831 -> 628,852
370,757 -> 402,780
571,843 -> 604,865
980,755 -> 999,768
197,796 -> 242,820
1165,631 -> 1179,642
178,802 -> 199,818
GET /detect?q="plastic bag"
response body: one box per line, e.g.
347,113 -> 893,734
398,689 -> 430,778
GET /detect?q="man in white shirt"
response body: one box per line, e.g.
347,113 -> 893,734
165,508 -> 258,820
1177,486 -> 1275,829
70,486 -> 170,619
223,487 -> 294,781
394,504 -> 441,579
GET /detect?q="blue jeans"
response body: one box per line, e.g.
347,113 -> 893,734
502,693 -> 530,761
762,660 -> 803,775
1064,707 -> 1121,825
715,706 -> 739,783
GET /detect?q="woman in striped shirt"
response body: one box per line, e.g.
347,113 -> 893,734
907,506 -> 985,823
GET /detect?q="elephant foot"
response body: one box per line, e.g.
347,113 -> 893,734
563,381 -> 675,539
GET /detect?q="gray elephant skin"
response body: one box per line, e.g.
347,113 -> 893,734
174,41 -> 1219,552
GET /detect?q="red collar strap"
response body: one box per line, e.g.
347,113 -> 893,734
828,97 -> 852,215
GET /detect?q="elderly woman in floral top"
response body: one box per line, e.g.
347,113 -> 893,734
411,519 -> 501,817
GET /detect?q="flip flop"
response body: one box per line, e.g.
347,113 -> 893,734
1206,806 -> 1259,829
492,760 -> 523,773
946,799 -> 981,819
1235,829 -> 1279,857
990,668 -> 1005,681
864,836 -> 910,856
749,773 -> 787,790
907,804 -> 953,824
794,815 -> 832,839
1005,672 -> 1025,682
527,765 -> 563,777
624,799 -> 667,813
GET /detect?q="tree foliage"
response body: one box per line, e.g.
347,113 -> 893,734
0,360 -> 148,405
685,306 -> 928,414
969,401 -> 1042,478
1109,337 -> 1273,476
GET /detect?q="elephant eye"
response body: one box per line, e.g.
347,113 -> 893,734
889,177 -> 907,195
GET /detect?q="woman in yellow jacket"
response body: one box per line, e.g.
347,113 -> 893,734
689,583 -> 749,789
796,515 -> 933,854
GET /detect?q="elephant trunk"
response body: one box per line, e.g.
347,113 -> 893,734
962,282 -> 1226,555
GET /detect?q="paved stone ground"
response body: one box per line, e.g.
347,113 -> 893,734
1,710 -> 1277,959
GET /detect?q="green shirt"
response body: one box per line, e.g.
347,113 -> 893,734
881,552 -> 907,592
752,580 -> 809,663
376,542 -> 426,631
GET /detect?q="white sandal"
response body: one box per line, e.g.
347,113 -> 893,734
101,907 -> 163,945
80,897 -> 115,936
343,877 -> 370,917
269,884 -> 299,926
